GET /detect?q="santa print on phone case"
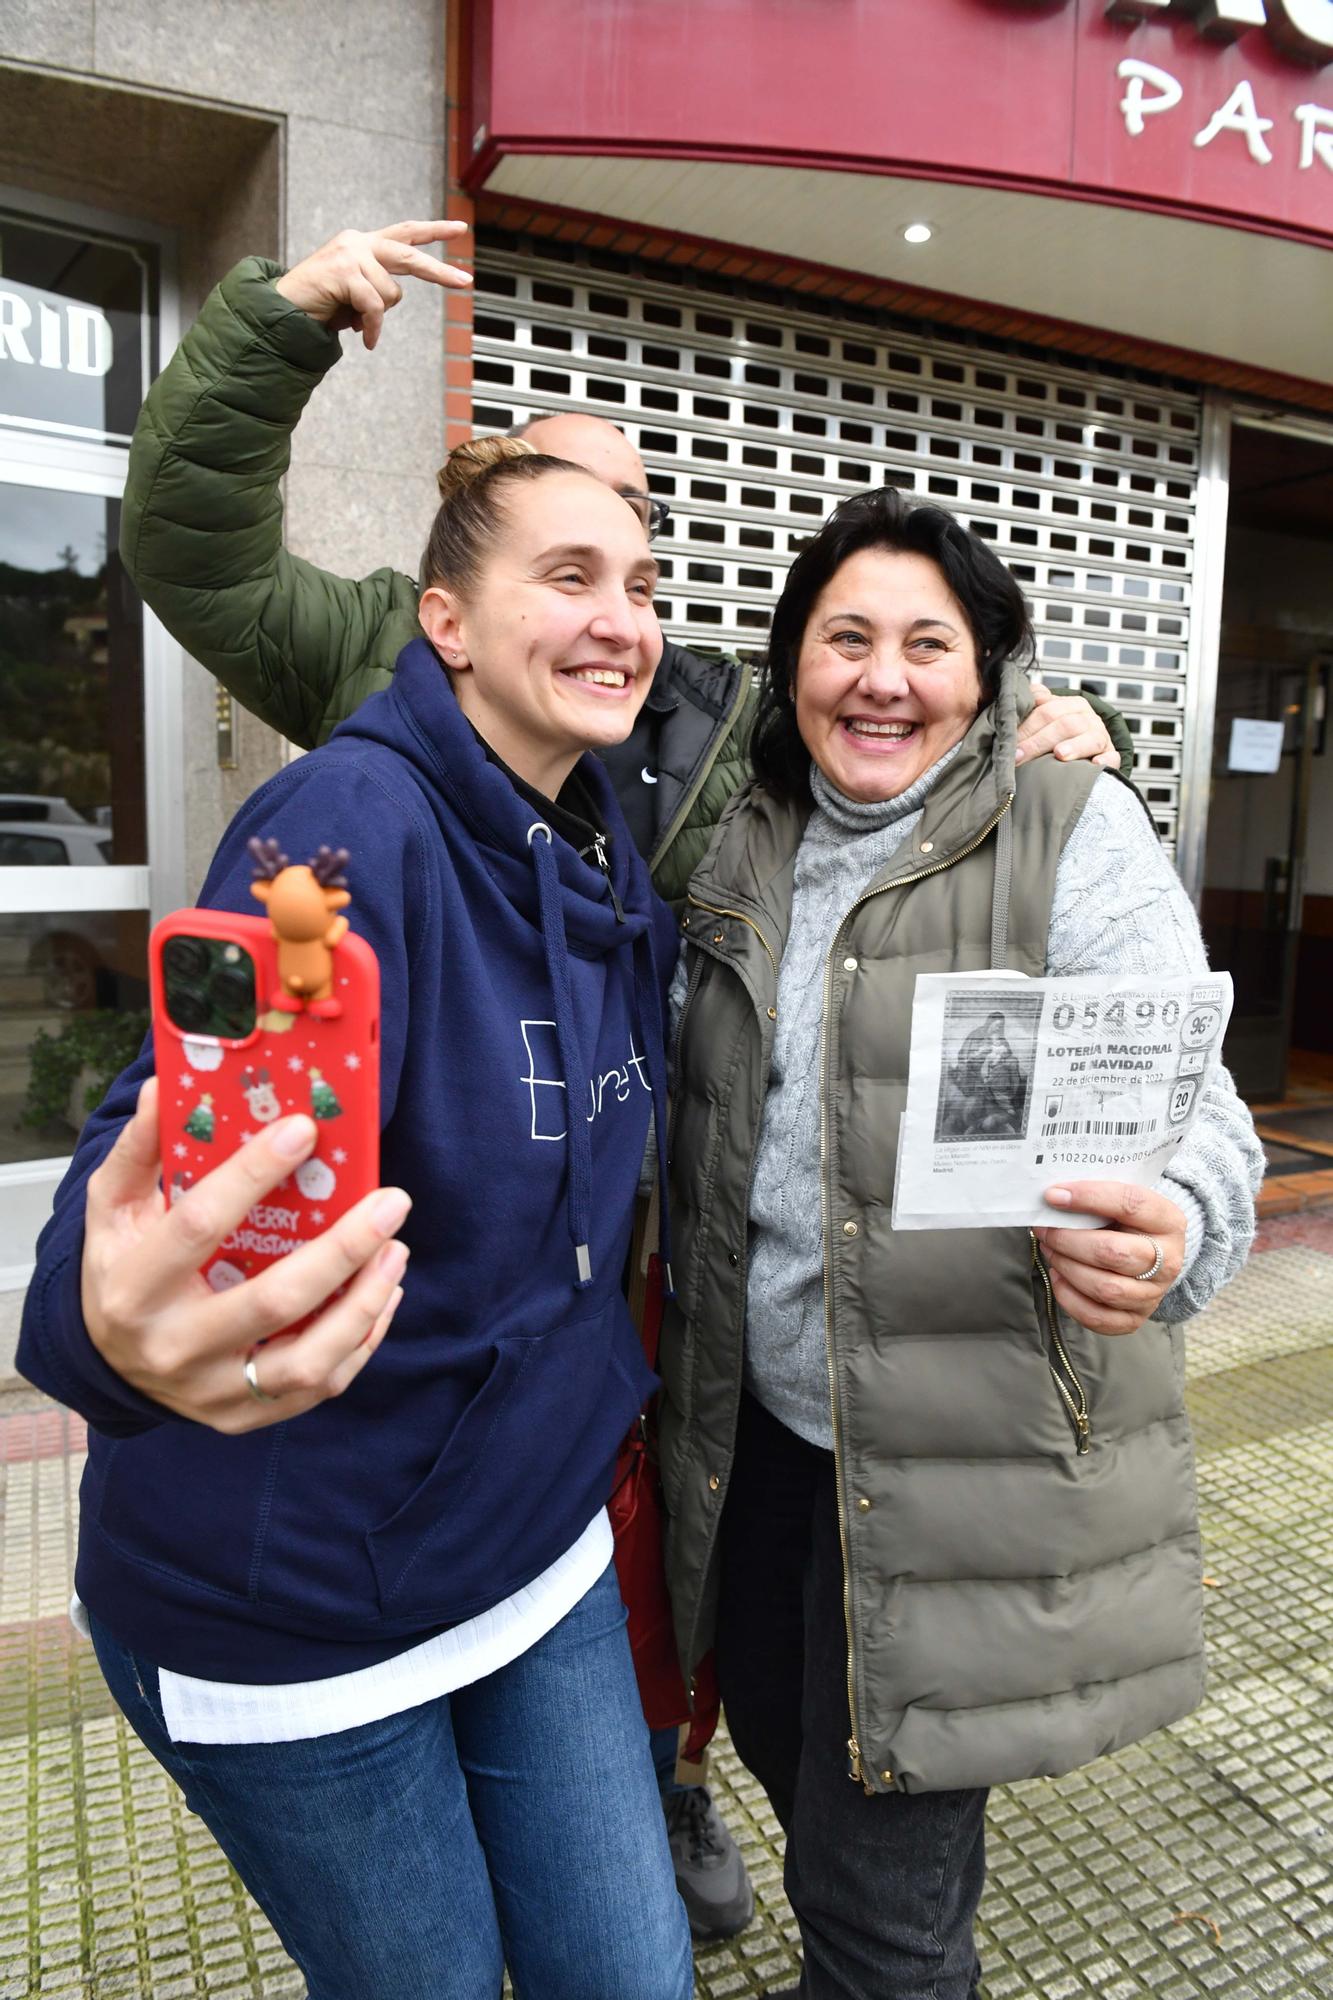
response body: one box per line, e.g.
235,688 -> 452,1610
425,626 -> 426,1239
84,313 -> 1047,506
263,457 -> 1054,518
151,842 -> 380,1307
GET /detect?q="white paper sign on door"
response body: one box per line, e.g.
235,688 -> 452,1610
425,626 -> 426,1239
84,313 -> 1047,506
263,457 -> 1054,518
1227,717 -> 1284,774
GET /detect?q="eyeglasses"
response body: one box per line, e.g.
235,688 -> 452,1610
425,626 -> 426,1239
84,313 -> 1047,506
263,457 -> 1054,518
618,489 -> 671,540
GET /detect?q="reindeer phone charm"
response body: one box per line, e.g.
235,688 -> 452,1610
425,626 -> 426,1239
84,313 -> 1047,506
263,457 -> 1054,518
149,841 -> 381,1299
247,840 -> 351,1018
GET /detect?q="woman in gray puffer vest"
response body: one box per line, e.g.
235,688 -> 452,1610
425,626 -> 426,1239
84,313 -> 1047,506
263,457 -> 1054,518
658,489 -> 1263,2000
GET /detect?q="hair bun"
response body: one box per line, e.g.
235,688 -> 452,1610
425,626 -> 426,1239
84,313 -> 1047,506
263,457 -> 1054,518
436,433 -> 536,502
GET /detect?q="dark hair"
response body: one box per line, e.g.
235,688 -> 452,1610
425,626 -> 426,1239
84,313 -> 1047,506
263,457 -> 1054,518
420,436 -> 597,594
750,487 -> 1035,800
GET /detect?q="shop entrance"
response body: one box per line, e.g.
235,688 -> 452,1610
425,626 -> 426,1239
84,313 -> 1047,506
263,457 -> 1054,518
0,190 -> 179,1284
1200,420 -> 1333,1126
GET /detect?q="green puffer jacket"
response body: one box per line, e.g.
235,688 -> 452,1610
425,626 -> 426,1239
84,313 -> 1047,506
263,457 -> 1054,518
120,259 -> 1134,908
661,663 -> 1206,1796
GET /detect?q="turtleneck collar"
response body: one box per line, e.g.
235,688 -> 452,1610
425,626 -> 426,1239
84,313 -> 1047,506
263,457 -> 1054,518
809,740 -> 965,836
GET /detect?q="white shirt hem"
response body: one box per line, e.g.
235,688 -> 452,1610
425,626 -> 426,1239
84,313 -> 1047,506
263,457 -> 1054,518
74,1509 -> 614,1746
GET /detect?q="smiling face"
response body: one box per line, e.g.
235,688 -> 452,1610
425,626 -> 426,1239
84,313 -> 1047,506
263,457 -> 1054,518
419,469 -> 663,798
793,546 -> 984,803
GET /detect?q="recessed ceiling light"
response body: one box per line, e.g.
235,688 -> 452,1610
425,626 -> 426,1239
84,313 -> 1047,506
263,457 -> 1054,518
902,223 -> 933,245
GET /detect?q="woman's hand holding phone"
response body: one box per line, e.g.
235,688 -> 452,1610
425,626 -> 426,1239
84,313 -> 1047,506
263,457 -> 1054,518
81,1077 -> 410,1432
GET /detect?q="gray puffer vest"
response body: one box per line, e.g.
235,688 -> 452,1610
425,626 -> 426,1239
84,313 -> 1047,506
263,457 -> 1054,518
660,663 -> 1206,1795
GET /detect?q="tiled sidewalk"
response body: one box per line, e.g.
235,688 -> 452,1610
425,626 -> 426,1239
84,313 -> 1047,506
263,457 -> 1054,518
4,1221 -> 1333,1998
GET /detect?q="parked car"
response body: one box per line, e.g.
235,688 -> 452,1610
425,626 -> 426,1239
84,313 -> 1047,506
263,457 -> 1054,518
0,822 -> 113,867
0,793 -> 93,827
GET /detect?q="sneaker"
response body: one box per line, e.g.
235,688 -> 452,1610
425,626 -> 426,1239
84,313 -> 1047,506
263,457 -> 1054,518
662,1784 -> 756,1939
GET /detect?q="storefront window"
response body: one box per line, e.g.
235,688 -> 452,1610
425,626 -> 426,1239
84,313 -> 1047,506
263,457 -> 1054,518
0,204 -> 163,1224
0,486 -> 146,861
0,212 -> 154,446
0,909 -> 149,1167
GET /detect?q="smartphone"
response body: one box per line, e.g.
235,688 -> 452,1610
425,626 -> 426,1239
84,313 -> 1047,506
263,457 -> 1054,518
150,906 -> 380,1303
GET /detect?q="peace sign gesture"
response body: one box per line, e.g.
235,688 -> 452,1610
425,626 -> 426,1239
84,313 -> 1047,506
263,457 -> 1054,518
275,219 -> 473,350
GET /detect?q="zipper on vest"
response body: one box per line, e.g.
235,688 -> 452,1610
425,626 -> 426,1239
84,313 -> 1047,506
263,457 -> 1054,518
674,942 -> 708,1058
1030,1236 -> 1092,1454
685,894 -> 778,975
862,791 -> 1015,905
818,790 -> 1016,1795
819,945 -> 875,1797
669,931 -> 776,1704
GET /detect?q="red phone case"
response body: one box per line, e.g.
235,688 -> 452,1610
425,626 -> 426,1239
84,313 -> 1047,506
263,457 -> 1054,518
151,907 -> 380,1302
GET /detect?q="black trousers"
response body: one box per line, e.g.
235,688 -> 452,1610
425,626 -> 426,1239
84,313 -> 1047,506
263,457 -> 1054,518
715,1391 -> 987,2000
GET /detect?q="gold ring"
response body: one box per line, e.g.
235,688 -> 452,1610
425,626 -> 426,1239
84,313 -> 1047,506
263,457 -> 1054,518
243,1350 -> 280,1403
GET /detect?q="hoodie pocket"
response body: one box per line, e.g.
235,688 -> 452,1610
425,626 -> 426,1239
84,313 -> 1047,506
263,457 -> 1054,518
366,1301 -> 625,1619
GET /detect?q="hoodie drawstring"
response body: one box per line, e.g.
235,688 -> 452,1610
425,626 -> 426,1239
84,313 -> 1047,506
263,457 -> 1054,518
528,824 -> 595,1289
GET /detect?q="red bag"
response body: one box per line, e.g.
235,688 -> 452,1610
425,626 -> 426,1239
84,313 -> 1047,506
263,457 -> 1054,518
611,1237 -> 719,1760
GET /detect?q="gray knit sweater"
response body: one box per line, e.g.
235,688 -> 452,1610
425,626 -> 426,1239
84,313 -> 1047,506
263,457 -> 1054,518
670,760 -> 1265,1451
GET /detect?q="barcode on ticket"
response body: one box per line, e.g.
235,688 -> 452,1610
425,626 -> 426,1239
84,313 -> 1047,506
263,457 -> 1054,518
1040,1118 -> 1146,1138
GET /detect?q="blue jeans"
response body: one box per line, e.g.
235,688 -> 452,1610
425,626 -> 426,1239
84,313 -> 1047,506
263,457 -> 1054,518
91,1561 -> 692,2000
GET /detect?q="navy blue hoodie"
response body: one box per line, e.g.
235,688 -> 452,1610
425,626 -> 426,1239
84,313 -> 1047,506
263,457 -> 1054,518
18,638 -> 678,1684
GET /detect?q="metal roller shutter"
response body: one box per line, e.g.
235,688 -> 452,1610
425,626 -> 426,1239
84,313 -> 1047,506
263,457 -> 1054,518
473,234 -> 1203,851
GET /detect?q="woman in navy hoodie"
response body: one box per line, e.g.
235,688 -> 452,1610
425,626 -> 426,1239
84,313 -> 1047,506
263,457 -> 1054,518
18,437 -> 692,2000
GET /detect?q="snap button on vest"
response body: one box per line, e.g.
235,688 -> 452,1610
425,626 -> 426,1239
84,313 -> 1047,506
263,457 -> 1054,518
843,956 -> 858,971
708,1474 -> 720,1492
856,1496 -> 871,1513
842,1220 -> 859,1238
712,931 -> 725,945
728,1251 -> 739,1267
767,1006 -> 777,1020
919,840 -> 934,853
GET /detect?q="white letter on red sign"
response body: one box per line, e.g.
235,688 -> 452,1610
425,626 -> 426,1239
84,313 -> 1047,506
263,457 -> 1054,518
1269,0 -> 1333,58
1118,58 -> 1185,133
1194,79 -> 1276,158
1295,99 -> 1333,161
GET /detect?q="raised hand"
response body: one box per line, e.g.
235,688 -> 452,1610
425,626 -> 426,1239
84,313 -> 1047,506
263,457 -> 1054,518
81,1077 -> 410,1431
275,219 -> 473,350
1015,680 -> 1120,770
1035,1179 -> 1187,1335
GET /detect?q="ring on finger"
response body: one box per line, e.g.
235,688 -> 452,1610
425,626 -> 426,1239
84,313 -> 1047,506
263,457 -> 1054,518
243,1348 -> 281,1404
1132,1236 -> 1164,1283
